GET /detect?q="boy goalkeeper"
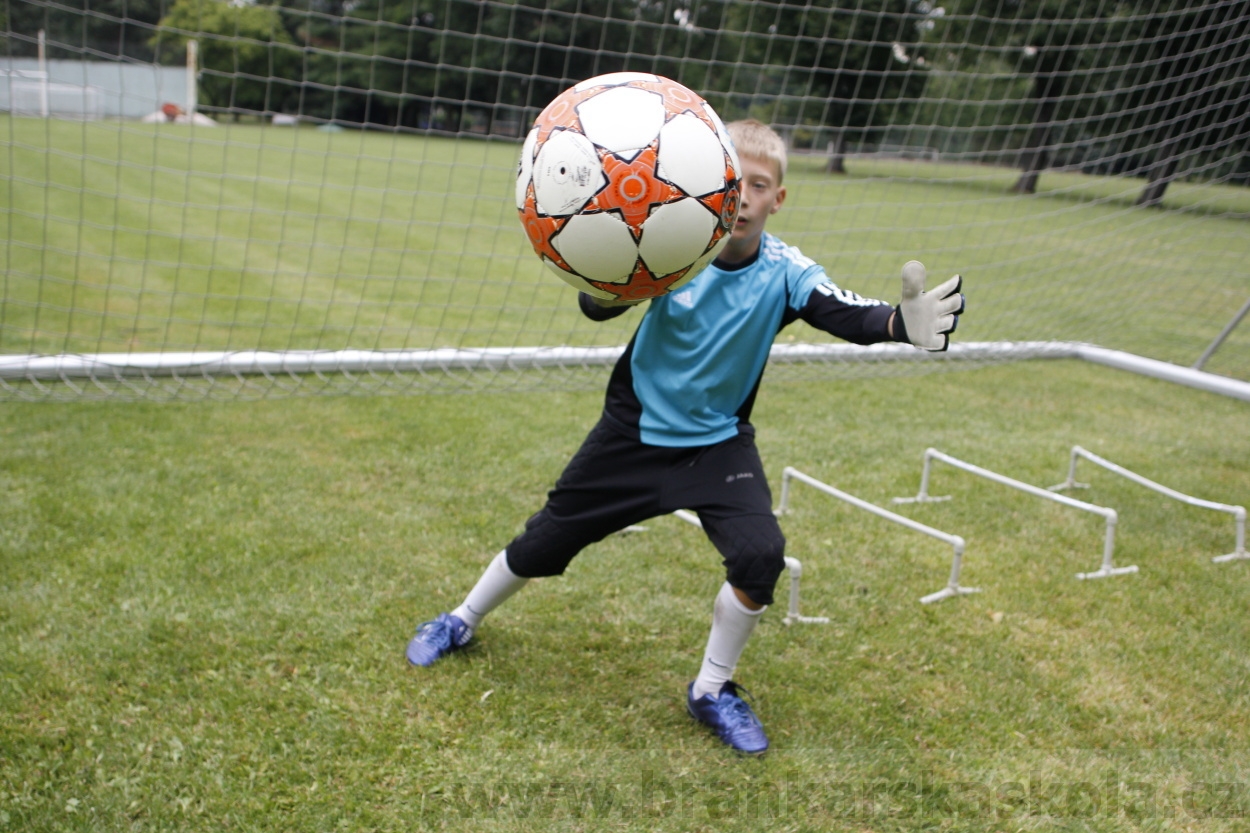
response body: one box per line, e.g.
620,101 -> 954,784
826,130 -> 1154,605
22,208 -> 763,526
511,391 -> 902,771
406,119 -> 964,754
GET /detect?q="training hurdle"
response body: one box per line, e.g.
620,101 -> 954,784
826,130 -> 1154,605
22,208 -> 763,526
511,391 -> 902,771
774,467 -> 978,605
1049,445 -> 1247,563
671,509 -> 830,625
894,448 -> 1137,581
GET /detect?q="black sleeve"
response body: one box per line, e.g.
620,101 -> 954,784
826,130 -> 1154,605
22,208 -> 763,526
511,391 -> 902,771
792,282 -> 906,346
578,292 -> 638,322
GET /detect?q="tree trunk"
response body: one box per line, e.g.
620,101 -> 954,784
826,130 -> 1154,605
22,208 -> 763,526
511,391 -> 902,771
1009,50 -> 1068,195
825,131 -> 846,174
1010,94 -> 1058,194
1137,136 -> 1183,207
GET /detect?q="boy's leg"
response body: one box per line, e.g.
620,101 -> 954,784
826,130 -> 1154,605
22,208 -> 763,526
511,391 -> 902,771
408,418 -> 667,666
684,504 -> 782,754
668,433 -> 784,754
686,579 -> 770,754
692,580 -> 765,700
452,550 -> 528,630
407,549 -> 529,667
501,419 -> 670,578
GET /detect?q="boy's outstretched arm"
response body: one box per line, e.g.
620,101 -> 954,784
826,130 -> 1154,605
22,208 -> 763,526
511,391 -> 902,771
794,262 -> 965,351
793,282 -> 897,346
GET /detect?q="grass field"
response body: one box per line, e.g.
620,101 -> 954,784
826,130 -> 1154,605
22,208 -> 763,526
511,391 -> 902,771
2,358 -> 1249,831
3,115 -> 1249,381
3,110 -> 1249,828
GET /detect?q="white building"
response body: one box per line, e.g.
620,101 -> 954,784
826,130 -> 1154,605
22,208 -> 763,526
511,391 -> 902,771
1,59 -> 191,120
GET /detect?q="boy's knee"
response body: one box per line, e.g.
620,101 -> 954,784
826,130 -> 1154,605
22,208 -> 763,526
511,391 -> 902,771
504,510 -> 586,578
721,524 -> 786,607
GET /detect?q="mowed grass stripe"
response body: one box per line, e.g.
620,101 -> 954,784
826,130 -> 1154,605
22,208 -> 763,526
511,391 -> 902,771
3,115 -> 1248,380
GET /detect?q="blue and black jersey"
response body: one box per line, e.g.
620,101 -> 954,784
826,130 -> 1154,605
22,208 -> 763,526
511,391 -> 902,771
581,232 -> 900,447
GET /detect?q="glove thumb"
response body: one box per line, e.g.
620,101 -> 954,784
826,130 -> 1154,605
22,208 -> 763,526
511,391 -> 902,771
900,260 -> 926,301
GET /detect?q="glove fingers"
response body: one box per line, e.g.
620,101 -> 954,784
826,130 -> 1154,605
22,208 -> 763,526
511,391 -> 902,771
931,274 -> 962,300
935,294 -> 964,316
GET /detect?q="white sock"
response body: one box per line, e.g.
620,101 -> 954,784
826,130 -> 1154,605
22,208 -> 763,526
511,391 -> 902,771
451,550 -> 529,630
692,582 -> 766,700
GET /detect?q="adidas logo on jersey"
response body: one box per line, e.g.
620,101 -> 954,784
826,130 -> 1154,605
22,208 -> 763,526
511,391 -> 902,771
672,290 -> 695,308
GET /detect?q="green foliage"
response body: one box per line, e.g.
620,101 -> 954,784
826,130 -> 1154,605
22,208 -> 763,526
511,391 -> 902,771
910,57 -> 1034,156
1109,1 -> 1250,194
152,0 -> 299,113
8,0 -> 1246,195
260,0 -> 930,133
265,0 -> 700,128
922,0 -> 1250,194
2,362 -> 1249,830
701,0 -> 927,140
3,0 -> 170,61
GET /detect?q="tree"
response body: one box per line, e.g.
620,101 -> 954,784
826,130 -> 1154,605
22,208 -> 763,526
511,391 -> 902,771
5,0 -> 170,61
926,0 -> 1250,200
1110,1 -> 1250,206
706,0 -> 928,168
265,0 -> 929,145
928,0 -> 1129,194
273,0 -> 677,129
152,0 -> 299,116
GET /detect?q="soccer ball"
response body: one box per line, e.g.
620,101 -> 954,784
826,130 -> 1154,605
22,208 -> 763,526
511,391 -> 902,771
516,72 -> 741,301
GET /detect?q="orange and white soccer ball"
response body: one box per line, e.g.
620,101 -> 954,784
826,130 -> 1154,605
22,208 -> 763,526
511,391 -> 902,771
516,73 -> 741,301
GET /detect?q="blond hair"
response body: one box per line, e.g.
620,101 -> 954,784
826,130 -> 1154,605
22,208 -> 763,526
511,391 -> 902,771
726,119 -> 787,184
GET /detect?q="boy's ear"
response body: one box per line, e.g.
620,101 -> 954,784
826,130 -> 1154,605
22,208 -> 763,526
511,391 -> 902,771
770,185 -> 787,214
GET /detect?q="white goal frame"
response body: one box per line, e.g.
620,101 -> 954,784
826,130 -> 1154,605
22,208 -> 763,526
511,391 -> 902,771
5,342 -> 1249,404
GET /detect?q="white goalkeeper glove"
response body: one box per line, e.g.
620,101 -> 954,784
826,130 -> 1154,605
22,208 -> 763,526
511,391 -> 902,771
896,260 -> 965,352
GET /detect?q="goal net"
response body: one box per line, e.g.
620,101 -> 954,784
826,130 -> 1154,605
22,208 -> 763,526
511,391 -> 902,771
2,0 -> 1248,400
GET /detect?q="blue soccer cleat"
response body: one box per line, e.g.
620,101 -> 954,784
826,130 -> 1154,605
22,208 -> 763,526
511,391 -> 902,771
406,613 -> 473,667
686,681 -> 769,755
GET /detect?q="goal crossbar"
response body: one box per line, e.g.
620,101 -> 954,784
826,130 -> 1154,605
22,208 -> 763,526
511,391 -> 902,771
894,448 -> 1138,581
1049,445 -> 1247,563
4,342 -> 1248,403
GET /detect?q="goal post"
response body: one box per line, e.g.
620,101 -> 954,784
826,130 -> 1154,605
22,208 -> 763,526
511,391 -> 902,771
2,0 -> 1249,400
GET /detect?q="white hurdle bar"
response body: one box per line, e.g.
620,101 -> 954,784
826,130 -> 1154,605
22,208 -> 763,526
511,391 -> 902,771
776,467 -> 978,605
671,509 -> 830,625
1049,445 -> 1247,563
894,448 -> 1138,581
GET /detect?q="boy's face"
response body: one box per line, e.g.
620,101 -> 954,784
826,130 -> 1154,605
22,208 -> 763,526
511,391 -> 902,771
720,153 -> 786,265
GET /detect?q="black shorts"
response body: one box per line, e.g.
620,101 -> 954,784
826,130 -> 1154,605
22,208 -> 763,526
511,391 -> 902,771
505,417 -> 786,606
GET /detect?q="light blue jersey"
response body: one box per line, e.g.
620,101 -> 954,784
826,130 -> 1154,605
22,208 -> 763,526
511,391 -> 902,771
620,233 -> 891,447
